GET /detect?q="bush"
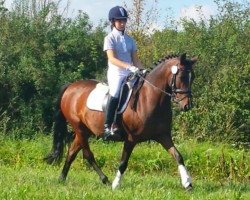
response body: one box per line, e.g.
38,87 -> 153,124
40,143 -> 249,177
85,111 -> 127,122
0,0 -> 107,136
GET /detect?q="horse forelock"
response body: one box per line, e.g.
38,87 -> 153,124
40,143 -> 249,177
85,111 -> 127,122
179,58 -> 194,71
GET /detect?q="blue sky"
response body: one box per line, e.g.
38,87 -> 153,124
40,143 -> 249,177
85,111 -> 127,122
4,0 -> 246,28
62,0 -> 218,26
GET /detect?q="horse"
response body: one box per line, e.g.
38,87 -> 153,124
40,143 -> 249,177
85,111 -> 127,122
44,53 -> 197,190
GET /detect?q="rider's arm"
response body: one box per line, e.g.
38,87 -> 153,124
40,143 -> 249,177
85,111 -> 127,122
106,49 -> 131,69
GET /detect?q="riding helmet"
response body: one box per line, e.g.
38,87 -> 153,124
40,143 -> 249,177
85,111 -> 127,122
108,6 -> 128,21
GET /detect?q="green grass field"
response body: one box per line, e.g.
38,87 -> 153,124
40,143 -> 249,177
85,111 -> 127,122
0,134 -> 249,200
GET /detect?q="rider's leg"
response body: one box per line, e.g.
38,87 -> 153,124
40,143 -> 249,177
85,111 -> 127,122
103,96 -> 119,140
104,69 -> 126,140
104,96 -> 119,129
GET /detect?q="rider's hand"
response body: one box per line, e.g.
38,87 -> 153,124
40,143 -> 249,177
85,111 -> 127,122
127,66 -> 139,73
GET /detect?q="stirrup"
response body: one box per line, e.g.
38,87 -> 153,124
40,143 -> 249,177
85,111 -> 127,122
103,126 -> 111,140
103,126 -> 122,141
111,123 -> 120,134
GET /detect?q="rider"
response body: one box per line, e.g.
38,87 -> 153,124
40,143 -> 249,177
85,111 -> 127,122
103,6 -> 143,140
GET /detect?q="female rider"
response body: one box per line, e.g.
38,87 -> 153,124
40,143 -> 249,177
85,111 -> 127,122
103,6 -> 143,140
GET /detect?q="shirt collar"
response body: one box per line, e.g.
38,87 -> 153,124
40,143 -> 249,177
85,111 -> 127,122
112,27 -> 125,36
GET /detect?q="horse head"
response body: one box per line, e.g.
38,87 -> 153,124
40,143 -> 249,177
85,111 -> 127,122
148,53 -> 197,112
167,53 -> 197,111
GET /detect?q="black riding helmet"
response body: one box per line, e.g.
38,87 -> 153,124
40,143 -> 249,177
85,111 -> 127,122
108,6 -> 128,21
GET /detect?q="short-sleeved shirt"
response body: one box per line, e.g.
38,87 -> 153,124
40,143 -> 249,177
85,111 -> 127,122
103,28 -> 137,75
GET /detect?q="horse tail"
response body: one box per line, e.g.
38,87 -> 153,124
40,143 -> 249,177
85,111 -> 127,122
44,83 -> 71,165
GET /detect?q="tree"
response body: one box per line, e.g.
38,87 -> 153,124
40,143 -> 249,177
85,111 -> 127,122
0,0 -> 107,137
123,0 -> 159,67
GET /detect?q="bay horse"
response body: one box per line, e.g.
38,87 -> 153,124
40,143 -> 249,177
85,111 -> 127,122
44,53 -> 197,190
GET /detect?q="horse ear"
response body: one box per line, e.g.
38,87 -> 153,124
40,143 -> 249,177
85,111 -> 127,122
180,53 -> 186,65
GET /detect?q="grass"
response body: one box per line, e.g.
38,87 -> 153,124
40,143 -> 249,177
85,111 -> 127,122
0,134 -> 249,199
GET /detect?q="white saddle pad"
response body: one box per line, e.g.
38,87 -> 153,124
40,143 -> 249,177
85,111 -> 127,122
86,83 -> 109,111
87,81 -> 134,114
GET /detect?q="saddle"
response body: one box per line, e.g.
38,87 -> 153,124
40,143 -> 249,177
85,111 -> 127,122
86,74 -> 140,114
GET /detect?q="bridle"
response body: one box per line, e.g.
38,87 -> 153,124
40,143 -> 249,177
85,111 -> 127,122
170,65 -> 193,103
137,64 -> 193,104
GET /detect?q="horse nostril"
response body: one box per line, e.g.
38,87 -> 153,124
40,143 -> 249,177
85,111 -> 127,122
184,105 -> 189,111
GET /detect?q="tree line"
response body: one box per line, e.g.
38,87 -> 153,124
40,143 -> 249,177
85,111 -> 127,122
0,0 -> 249,144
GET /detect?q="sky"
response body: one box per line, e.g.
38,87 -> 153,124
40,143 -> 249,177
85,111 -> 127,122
3,0 -> 246,28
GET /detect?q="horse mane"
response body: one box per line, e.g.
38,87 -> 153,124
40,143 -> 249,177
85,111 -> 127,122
153,53 -> 180,67
131,54 -> 180,110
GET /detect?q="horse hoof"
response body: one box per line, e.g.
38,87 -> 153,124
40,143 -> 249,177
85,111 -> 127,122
101,176 -> 110,185
112,182 -> 119,190
58,178 -> 66,183
185,183 -> 193,191
58,174 -> 67,183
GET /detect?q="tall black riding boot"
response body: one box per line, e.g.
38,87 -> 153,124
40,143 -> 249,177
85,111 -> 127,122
103,96 -> 119,141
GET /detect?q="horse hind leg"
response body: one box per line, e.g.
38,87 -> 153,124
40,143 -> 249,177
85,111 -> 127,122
60,124 -> 109,184
81,139 -> 109,184
157,136 -> 192,190
59,135 -> 81,182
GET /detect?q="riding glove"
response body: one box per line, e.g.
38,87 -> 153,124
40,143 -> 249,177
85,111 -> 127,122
127,66 -> 139,73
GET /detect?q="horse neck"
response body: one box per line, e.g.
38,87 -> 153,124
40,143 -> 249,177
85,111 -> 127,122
148,63 -> 172,93
139,64 -> 172,110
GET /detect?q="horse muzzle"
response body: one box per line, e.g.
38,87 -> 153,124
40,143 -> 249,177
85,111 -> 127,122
172,90 -> 193,112
182,101 -> 192,111
174,93 -> 192,112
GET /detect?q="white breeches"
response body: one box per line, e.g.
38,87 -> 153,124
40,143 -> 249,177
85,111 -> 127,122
107,68 -> 129,98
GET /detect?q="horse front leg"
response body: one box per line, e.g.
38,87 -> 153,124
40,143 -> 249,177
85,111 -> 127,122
112,141 -> 136,190
157,136 -> 192,190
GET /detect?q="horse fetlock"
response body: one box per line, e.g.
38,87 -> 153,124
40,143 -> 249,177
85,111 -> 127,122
178,165 -> 192,189
112,170 -> 122,190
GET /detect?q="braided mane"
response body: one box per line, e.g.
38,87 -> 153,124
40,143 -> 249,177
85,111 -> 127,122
153,54 -> 179,66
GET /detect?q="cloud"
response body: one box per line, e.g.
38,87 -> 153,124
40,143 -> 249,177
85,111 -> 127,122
4,0 -> 13,9
178,4 -> 216,22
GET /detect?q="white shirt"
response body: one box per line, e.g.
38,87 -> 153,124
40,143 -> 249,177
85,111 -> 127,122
103,28 -> 137,75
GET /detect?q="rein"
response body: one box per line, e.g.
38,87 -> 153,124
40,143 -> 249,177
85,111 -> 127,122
137,67 -> 192,103
138,73 -> 172,97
